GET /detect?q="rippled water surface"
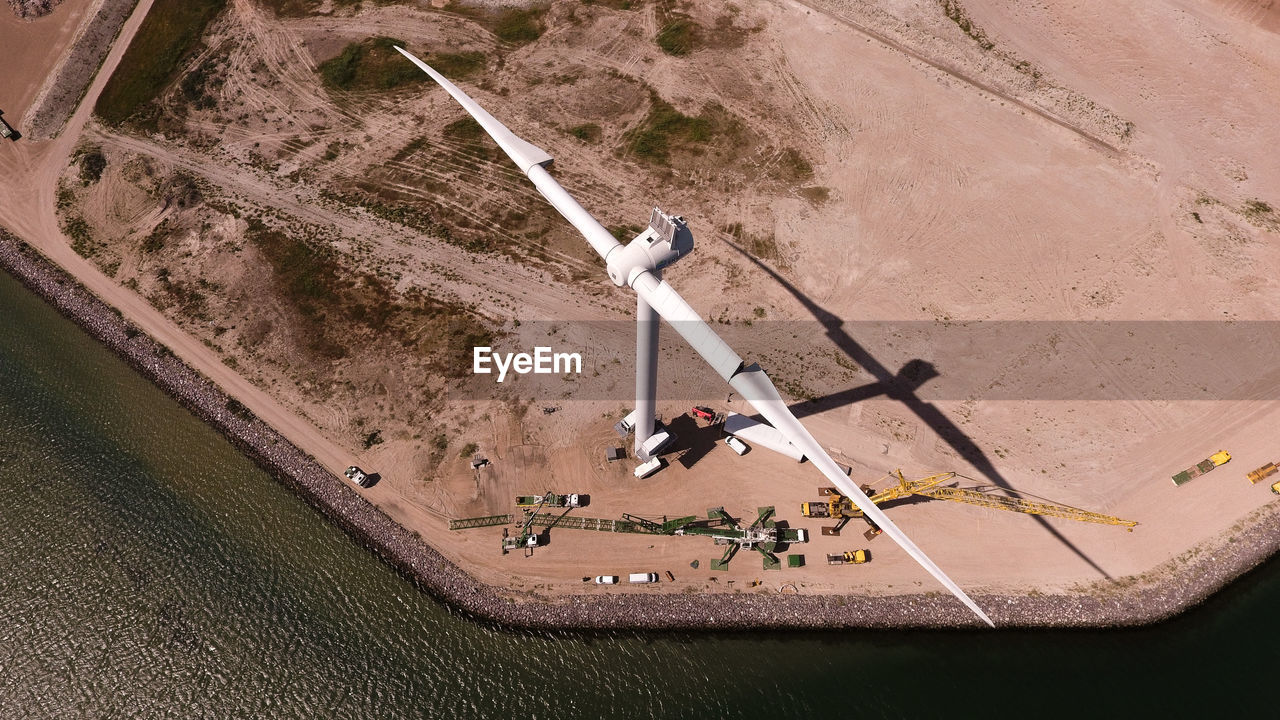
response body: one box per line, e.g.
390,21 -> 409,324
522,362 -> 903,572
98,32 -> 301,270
2,269 -> 1279,718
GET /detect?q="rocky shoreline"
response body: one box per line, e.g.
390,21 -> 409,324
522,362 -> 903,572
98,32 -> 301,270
3,229 -> 1279,630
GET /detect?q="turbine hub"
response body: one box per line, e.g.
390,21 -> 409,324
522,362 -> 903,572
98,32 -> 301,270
605,208 -> 693,287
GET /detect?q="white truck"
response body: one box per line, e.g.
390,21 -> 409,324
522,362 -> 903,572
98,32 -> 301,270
515,492 -> 582,508
344,465 -> 373,488
628,572 -> 658,584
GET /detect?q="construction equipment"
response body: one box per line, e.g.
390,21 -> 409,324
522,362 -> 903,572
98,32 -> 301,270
515,491 -> 582,508
1247,462 -> 1278,485
691,406 -> 716,421
673,507 -> 805,571
827,550 -> 869,565
449,514 -> 514,531
804,470 -> 1139,534
396,45 -> 992,625
1172,451 -> 1231,486
521,506 -> 806,569
503,496 -> 549,555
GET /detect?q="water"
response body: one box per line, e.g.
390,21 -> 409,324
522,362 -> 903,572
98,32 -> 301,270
1,268 -> 1277,719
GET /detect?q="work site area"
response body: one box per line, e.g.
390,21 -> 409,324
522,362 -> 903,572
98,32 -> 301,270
2,0 -> 1280,611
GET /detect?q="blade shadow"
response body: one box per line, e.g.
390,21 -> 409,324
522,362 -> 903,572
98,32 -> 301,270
722,241 -> 1112,580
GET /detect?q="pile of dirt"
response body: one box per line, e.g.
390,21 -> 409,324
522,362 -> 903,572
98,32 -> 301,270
6,0 -> 63,19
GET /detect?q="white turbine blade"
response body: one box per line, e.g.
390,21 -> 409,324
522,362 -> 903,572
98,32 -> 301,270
631,272 -> 744,381
729,367 -> 994,627
634,273 -> 994,627
394,46 -> 552,173
397,47 -> 621,261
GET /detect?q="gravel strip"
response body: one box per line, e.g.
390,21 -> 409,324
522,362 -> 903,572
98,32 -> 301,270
22,0 -> 139,140
3,229 -> 1278,631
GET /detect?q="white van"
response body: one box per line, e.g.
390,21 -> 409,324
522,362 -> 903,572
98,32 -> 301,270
725,436 -> 748,455
628,572 -> 659,584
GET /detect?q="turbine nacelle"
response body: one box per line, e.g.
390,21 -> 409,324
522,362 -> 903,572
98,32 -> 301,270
605,208 -> 693,287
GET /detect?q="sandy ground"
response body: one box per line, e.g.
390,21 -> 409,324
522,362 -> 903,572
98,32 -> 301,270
0,0 -> 95,120
2,0 -> 1280,612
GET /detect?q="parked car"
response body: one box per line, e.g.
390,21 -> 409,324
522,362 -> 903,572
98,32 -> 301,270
595,575 -> 619,585
725,436 -> 749,455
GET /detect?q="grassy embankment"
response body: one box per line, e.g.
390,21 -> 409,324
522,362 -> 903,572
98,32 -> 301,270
95,0 -> 228,129
247,221 -> 493,371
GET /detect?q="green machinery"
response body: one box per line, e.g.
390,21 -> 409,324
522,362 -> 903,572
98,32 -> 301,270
448,514 -> 513,530
522,505 -> 807,569
674,507 -> 805,571
502,496 -> 550,555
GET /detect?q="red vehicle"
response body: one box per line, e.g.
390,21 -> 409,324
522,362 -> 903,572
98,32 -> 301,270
691,406 -> 715,421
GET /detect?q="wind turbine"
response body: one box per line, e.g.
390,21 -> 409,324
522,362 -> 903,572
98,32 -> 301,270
395,47 -> 994,627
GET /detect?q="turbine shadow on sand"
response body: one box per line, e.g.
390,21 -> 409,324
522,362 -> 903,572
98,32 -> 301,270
721,240 -> 1113,581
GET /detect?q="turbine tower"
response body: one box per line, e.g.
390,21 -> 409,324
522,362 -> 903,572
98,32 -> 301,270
395,47 -> 994,627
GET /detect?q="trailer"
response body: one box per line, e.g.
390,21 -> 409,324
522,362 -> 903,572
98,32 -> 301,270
515,492 -> 582,508
1172,450 -> 1231,486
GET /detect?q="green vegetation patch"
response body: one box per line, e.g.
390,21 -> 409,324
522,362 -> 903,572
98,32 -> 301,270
723,222 -> 780,263
428,51 -> 488,79
656,16 -> 700,56
247,220 -> 494,369
771,147 -> 814,183
568,123 -> 602,143
798,186 -> 830,204
623,92 -> 728,164
258,0 -> 389,18
937,0 -> 995,50
95,0 -> 228,127
494,8 -> 545,43
581,0 -> 641,9
79,149 -> 107,183
1243,198 -> 1278,230
318,36 -> 426,93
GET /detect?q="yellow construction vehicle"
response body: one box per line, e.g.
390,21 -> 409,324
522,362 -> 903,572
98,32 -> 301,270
1247,462 -> 1278,485
803,470 -> 1139,535
827,550 -> 869,565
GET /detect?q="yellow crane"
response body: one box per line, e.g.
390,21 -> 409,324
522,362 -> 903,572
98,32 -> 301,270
803,470 -> 1138,536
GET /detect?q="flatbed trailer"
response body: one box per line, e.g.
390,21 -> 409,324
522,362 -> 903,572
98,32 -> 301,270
516,492 -> 581,508
1172,451 -> 1231,486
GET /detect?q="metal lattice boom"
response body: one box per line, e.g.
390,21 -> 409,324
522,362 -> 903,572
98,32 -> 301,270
449,514 -> 514,530
863,471 -> 1138,528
